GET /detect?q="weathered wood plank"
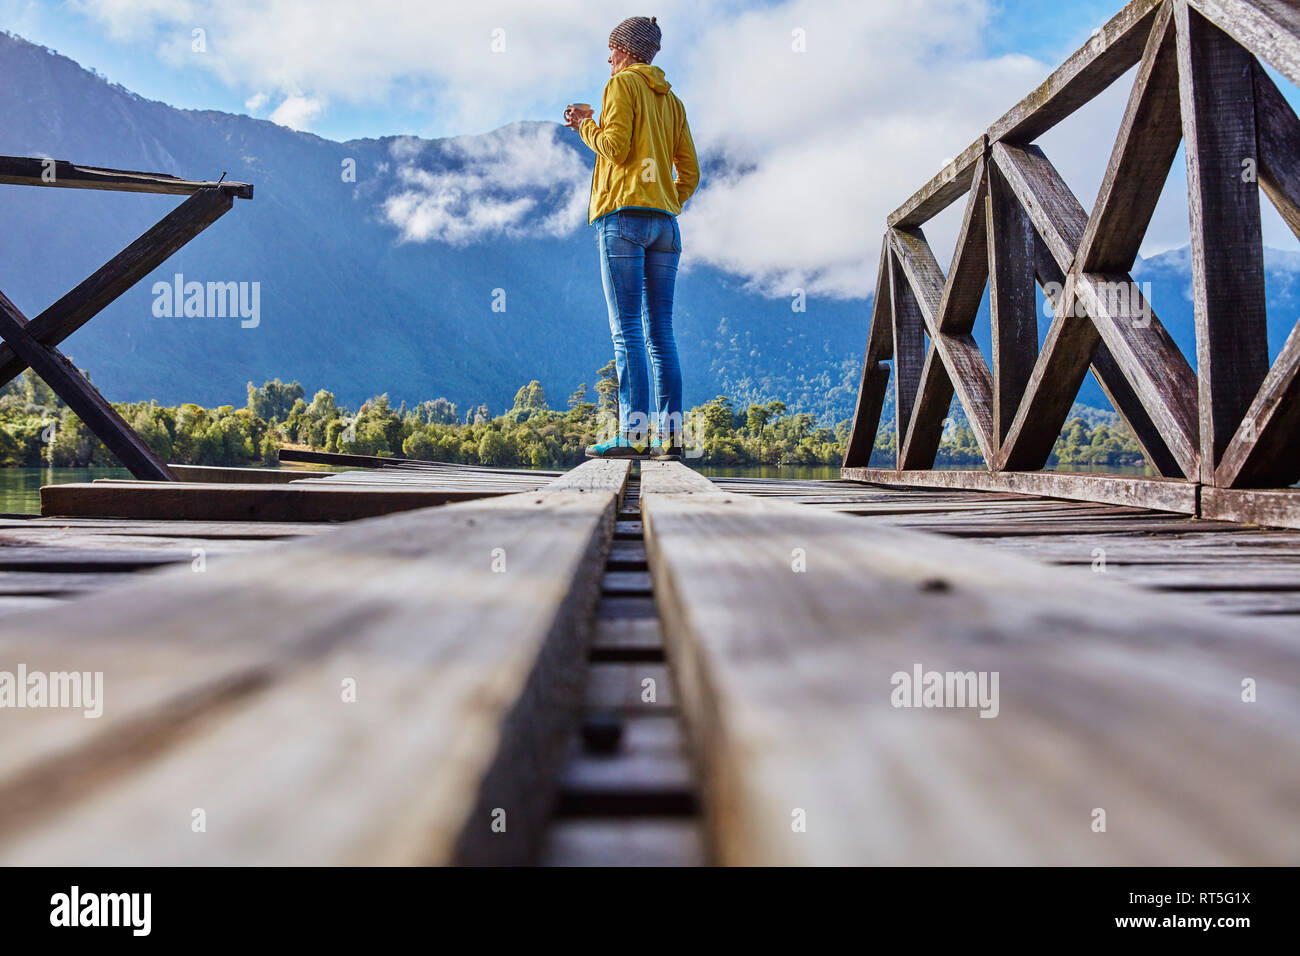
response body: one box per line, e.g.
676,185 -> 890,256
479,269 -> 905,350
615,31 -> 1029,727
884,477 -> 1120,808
0,155 -> 253,199
887,0 -> 1162,227
1190,0 -> 1300,88
865,237 -> 895,364
983,529 -> 1300,562
811,499 -> 1134,517
1176,2 -> 1271,481
875,516 -> 1215,538
843,242 -> 893,468
540,819 -> 706,866
889,227 -> 944,325
41,481 -> 512,522
991,143 -> 1199,476
889,226 -> 997,463
590,617 -> 664,662
1202,487 -> 1300,529
290,471 -> 544,490
996,275 -> 1101,471
0,528 -> 269,555
554,713 -> 695,816
0,517 -> 328,538
842,467 -> 1199,513
856,502 -> 1169,522
0,571 -> 137,595
169,465 -> 338,484
991,142 -> 1088,276
546,458 -> 631,493
0,546 -> 251,571
987,0 -> 1166,144
841,362 -> 890,468
935,333 -> 997,465
887,137 -> 985,228
640,461 -> 715,494
986,162 -> 1039,444
937,157 -> 990,335
899,341 -> 953,470
1077,3 -> 1182,272
1253,62 -> 1300,240
889,249 -> 926,454
1087,564 -> 1300,589
1216,320 -> 1300,487
0,290 -> 174,481
0,596 -> 64,618
1074,272 -> 1201,476
278,446 -> 561,475
1186,591 -> 1300,615
0,483 -> 619,865
639,487 -> 1300,864
583,664 -> 676,711
1089,342 -> 1185,477
999,238 -> 1183,477
1028,171 -> 1183,477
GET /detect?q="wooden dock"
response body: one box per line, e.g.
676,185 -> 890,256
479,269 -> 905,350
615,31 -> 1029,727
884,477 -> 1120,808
0,454 -> 1297,865
2,0 -> 1298,867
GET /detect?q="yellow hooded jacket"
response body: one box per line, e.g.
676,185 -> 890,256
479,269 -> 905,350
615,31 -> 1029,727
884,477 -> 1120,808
579,63 -> 700,225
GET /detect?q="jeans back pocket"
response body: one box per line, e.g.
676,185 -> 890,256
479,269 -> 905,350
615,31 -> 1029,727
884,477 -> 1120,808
617,211 -> 653,246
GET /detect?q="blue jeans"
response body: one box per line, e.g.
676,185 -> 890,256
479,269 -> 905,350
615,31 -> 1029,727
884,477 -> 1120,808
595,209 -> 682,441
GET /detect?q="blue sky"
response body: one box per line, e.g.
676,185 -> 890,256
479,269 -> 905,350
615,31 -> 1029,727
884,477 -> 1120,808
4,0 -> 1130,142
5,0 -> 1296,297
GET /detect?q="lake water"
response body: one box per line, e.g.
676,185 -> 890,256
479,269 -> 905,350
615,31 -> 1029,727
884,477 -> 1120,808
698,464 -> 845,481
0,467 -> 131,515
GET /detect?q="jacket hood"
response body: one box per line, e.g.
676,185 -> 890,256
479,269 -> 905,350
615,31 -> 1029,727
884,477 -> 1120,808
624,63 -> 671,93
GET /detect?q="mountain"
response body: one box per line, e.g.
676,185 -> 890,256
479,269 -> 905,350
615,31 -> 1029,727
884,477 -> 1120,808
0,31 -> 865,422
0,31 -> 1293,429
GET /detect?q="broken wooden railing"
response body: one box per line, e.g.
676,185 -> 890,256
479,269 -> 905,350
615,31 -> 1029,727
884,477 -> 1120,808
843,0 -> 1300,528
0,156 -> 253,481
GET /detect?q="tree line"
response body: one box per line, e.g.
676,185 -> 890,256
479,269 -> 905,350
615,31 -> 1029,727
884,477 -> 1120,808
0,362 -> 1149,470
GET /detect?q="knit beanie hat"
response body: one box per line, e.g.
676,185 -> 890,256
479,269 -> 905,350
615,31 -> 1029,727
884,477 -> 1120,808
609,16 -> 661,63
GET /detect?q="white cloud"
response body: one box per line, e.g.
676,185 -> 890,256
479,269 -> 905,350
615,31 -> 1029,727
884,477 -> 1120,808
674,0 -> 1053,297
244,91 -> 268,113
73,0 -> 1233,297
382,123 -> 589,245
269,92 -> 325,131
70,0 -> 200,40
72,0 -> 670,130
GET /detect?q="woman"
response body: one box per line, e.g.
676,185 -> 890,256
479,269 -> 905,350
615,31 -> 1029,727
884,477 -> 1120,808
565,15 -> 699,460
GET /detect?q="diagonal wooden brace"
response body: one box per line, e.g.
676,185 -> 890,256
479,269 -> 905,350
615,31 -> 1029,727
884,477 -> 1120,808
0,289 -> 175,481
0,187 -> 234,389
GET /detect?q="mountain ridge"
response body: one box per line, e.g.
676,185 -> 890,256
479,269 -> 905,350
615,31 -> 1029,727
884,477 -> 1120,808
0,30 -> 866,421
1,29 -> 1296,429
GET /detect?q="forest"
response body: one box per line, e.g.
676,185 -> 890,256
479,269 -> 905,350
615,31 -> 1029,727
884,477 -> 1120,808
0,363 -> 1149,471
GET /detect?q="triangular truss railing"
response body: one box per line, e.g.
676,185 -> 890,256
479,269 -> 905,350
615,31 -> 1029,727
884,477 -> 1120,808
0,157 -> 253,480
843,0 -> 1300,526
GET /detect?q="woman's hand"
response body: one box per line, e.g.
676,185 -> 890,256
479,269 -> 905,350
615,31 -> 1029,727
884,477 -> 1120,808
563,105 -> 593,131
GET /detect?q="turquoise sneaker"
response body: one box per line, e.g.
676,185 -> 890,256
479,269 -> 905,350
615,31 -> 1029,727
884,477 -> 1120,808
585,435 -> 649,459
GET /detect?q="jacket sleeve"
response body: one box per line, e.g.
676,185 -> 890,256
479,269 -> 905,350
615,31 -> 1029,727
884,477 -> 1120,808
579,75 -> 634,164
673,113 -> 700,206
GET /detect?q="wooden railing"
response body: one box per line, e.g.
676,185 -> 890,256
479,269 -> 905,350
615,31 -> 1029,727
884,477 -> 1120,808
0,157 -> 253,480
843,0 -> 1300,527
